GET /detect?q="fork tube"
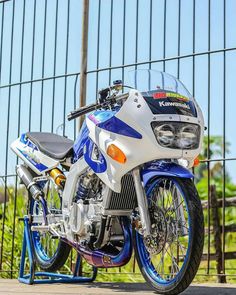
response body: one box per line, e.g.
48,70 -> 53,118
132,167 -> 151,236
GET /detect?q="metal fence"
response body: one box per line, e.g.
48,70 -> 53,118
0,0 -> 236,282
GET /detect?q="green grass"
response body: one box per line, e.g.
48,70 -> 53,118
0,185 -> 236,284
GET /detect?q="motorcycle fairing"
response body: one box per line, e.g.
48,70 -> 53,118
86,89 -> 203,192
141,160 -> 194,187
73,110 -> 142,172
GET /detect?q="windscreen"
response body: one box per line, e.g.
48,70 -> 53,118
128,70 -> 197,117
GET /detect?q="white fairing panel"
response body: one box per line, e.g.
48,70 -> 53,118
10,134 -> 59,175
87,90 -> 204,192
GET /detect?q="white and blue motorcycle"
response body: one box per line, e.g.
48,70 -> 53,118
11,70 -> 204,294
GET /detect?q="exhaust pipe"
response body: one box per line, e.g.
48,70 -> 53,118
16,165 -> 42,200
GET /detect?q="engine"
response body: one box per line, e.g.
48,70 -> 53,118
16,163 -> 133,250
68,169 -> 105,244
68,169 -> 136,248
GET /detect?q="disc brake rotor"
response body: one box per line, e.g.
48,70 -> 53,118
144,206 -> 167,255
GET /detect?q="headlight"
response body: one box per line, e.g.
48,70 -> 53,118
178,125 -> 199,149
151,121 -> 200,150
154,124 -> 175,147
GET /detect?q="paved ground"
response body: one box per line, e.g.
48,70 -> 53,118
0,280 -> 236,295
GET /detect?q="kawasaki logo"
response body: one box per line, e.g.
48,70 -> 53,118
159,101 -> 190,109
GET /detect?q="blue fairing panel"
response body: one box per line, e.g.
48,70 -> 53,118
98,116 -> 142,139
141,161 -> 193,186
73,122 -> 89,162
73,121 -> 107,173
88,109 -> 142,139
84,139 -> 107,173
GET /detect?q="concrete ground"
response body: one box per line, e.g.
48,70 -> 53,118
0,280 -> 236,295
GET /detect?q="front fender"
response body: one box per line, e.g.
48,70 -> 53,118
141,160 -> 193,187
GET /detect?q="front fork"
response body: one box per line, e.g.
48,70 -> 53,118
132,167 -> 151,237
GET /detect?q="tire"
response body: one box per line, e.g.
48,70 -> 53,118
133,177 -> 204,295
29,192 -> 71,272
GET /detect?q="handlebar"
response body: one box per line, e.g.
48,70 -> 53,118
67,103 -> 98,121
67,93 -> 129,121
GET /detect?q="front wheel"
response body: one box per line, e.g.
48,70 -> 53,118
133,177 -> 204,295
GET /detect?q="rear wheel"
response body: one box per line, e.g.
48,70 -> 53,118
133,177 -> 204,295
29,179 -> 71,272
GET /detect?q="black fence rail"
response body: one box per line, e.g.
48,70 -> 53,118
0,0 -> 236,283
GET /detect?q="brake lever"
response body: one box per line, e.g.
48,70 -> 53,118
98,82 -> 123,104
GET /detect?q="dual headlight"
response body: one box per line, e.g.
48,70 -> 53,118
151,121 -> 200,150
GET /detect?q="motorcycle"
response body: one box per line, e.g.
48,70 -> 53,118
11,69 -> 204,294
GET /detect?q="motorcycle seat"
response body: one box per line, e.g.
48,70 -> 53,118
26,132 -> 74,160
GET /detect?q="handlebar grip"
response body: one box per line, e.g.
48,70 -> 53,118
67,103 -> 98,121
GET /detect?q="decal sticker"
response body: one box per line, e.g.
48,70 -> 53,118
153,91 -> 189,102
88,110 -> 117,124
143,91 -> 197,117
23,147 -> 41,164
17,148 -> 48,172
88,113 -> 100,124
158,101 -> 190,109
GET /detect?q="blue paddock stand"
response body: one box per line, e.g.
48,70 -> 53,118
18,216 -> 97,285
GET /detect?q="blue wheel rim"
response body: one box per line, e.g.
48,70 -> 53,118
136,177 -> 192,286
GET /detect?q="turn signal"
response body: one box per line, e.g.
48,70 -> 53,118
193,157 -> 200,167
107,144 -> 126,164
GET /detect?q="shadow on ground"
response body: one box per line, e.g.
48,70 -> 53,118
84,282 -> 236,294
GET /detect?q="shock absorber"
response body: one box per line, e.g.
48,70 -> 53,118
75,170 -> 94,201
16,165 -> 43,200
76,176 -> 90,201
49,168 -> 66,188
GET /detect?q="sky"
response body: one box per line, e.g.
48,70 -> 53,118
0,0 -> 236,182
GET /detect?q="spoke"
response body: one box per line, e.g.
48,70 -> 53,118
165,181 -> 172,211
166,247 -> 180,277
155,245 -> 169,273
167,200 -> 185,217
173,240 -> 187,257
161,247 -> 165,278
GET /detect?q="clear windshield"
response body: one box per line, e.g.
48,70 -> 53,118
128,69 -> 193,100
128,69 -> 197,117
